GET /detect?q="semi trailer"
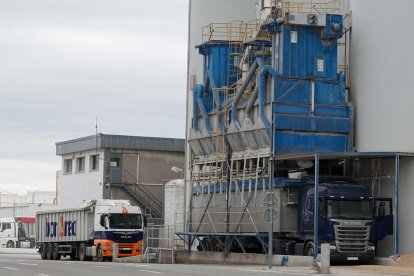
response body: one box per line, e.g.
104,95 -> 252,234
193,176 -> 393,261
36,199 -> 145,261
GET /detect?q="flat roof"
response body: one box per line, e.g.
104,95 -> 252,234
56,133 -> 185,155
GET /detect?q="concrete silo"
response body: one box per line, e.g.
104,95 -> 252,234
350,0 -> 414,255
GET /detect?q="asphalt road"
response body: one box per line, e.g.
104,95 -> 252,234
0,249 -> 405,276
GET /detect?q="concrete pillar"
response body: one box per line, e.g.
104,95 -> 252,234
113,243 -> 118,262
320,243 -> 330,274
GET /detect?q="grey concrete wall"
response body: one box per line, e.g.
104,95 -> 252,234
138,150 -> 184,184
174,251 -> 313,267
102,148 -> 184,208
350,0 -> 414,255
350,0 -> 414,152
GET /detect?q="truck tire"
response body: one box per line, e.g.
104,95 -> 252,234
39,244 -> 47,260
78,243 -> 87,261
304,241 -> 314,257
96,244 -> 106,262
46,243 -> 53,260
52,243 -> 61,260
6,240 -> 15,248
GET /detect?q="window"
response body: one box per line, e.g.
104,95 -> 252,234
2,223 -> 11,231
110,157 -> 120,167
64,159 -> 72,174
76,157 -> 85,173
90,154 -> 99,171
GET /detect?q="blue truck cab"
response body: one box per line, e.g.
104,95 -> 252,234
296,177 -> 393,261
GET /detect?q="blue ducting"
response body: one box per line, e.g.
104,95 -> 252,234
193,86 -> 200,133
231,57 -> 264,125
203,70 -> 224,131
244,85 -> 259,121
195,84 -> 213,134
257,65 -> 277,130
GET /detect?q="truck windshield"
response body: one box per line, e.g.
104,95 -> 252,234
327,199 -> 372,220
108,214 -> 143,229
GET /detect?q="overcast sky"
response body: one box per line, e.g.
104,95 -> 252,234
0,0 -> 188,195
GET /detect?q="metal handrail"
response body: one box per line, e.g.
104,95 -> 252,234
279,0 -> 340,14
122,169 -> 163,218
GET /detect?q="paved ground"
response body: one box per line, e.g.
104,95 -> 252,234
0,248 -> 408,276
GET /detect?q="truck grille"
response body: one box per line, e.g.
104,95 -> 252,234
334,222 -> 370,254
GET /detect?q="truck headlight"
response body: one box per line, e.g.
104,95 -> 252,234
368,246 -> 375,251
330,245 -> 336,250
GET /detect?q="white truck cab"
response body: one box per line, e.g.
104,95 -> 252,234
0,218 -> 33,248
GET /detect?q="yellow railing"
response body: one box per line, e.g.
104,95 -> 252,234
202,21 -> 256,43
279,0 -> 340,14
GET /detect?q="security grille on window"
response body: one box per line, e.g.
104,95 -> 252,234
64,159 -> 72,174
90,154 -> 99,170
76,157 -> 85,173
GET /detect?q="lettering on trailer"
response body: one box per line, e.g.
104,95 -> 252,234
45,216 -> 76,237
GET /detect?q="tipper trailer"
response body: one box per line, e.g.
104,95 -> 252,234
36,199 -> 145,261
191,176 -> 393,262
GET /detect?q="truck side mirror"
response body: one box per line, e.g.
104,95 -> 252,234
143,216 -> 147,228
100,214 -> 108,229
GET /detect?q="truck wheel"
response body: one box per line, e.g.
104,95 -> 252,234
6,240 -> 15,248
79,243 -> 87,261
304,241 -> 314,257
96,245 -> 106,262
40,244 -> 47,260
52,243 -> 61,260
211,238 -> 224,252
46,243 -> 53,260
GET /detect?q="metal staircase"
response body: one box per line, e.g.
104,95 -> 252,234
121,169 -> 163,218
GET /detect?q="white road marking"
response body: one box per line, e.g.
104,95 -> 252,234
138,269 -> 161,274
18,263 -> 38,266
124,264 -> 151,267
38,274 -> 50,276
3,266 -> 18,270
96,265 -> 112,268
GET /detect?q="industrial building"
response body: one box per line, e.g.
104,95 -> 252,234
181,0 -> 414,260
56,133 -> 185,218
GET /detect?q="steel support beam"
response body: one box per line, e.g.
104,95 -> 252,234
313,153 -> 320,261
395,154 -> 400,257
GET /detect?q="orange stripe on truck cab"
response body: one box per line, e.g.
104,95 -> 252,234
94,239 -> 142,257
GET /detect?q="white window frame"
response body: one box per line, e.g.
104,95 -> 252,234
76,157 -> 85,173
63,159 -> 73,174
90,154 -> 99,171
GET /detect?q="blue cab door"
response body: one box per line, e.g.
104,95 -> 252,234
371,198 -> 393,241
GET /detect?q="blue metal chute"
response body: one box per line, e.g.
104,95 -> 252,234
227,57 -> 264,152
249,65 -> 277,149
203,70 -> 224,132
196,84 -> 213,134
187,84 -> 206,156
